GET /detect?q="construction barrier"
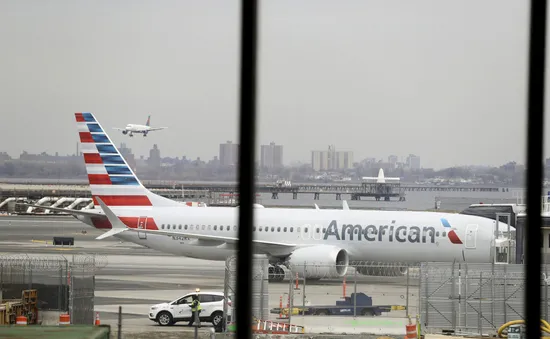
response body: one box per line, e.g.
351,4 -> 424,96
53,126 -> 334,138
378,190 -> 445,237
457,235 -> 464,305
254,319 -> 305,334
59,313 -> 70,325
405,323 -> 417,339
16,316 -> 27,325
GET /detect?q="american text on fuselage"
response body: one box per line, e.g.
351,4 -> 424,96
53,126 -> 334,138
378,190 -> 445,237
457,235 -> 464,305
322,220 -> 445,243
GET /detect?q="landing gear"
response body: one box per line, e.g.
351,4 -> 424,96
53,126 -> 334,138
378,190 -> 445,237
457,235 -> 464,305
129,132 -> 134,137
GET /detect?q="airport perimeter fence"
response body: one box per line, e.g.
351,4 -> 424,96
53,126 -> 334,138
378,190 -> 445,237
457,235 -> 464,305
419,262 -> 550,336
220,259 -> 418,333
0,253 -> 106,325
264,261 -> 419,332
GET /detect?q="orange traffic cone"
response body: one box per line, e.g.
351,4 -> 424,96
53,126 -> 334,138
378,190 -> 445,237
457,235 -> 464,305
95,312 -> 100,325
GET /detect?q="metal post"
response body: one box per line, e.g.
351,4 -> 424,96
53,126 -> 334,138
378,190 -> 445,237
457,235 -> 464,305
525,0 -> 546,338
288,268 -> 293,324
406,264 -> 410,318
302,263 -> 306,310
478,272 -> 482,335
503,265 -> 508,323
451,262 -> 456,331
223,264 -> 229,332
353,268 -> 357,317
194,310 -> 199,339
117,306 -> 122,339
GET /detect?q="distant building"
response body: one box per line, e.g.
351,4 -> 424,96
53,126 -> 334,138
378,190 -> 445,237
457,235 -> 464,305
219,141 -> 239,167
388,155 -> 398,169
260,142 -> 283,169
119,143 -> 136,171
406,154 -> 421,170
311,145 -> 353,171
148,144 -> 161,169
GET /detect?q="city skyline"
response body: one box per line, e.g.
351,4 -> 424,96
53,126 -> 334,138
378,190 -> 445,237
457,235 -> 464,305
0,142 -> 522,172
0,1 -> 544,170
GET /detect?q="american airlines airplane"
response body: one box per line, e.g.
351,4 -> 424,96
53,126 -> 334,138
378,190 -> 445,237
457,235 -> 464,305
113,115 -> 167,137
31,112 -> 514,282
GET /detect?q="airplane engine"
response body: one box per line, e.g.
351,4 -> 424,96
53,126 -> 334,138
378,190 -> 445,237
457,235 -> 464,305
122,130 -> 128,135
268,264 -> 288,282
287,245 -> 349,280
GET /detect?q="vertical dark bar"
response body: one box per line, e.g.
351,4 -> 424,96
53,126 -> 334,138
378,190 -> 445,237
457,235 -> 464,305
236,0 -> 258,339
525,1 -> 546,338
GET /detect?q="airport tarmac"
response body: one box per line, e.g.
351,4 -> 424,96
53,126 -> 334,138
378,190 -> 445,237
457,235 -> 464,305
0,215 -> 418,336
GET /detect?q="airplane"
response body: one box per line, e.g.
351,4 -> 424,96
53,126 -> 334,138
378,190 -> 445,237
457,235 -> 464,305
113,115 -> 167,137
26,112 -> 515,283
362,168 -> 401,184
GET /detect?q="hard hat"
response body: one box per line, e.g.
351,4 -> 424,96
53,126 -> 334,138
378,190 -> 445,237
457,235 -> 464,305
195,288 -> 200,293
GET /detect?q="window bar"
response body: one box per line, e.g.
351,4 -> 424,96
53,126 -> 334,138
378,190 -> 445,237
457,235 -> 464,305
236,1 -> 258,339
525,0 -> 546,338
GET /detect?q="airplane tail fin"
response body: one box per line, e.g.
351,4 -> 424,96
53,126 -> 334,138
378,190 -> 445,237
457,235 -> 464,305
75,112 -> 181,209
145,115 -> 151,127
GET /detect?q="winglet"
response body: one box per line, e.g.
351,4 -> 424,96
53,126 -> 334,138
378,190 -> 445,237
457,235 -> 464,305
96,227 -> 128,240
342,200 -> 349,210
95,197 -> 128,240
314,204 -> 320,210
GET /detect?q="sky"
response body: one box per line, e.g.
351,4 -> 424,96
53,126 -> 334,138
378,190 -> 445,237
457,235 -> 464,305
0,0 -> 545,170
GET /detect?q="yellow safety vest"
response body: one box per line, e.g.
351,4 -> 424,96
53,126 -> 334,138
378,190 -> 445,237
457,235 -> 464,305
191,299 -> 202,311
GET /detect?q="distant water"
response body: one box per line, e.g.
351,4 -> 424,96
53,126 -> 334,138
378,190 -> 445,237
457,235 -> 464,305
252,189 -> 525,212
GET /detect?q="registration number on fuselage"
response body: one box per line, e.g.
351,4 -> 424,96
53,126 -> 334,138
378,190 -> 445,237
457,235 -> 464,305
171,236 -> 191,241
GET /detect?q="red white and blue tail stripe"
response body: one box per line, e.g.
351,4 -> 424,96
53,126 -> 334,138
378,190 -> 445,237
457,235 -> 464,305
75,112 -> 180,209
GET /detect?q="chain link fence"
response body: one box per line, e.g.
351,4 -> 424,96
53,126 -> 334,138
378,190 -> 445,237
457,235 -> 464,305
264,261 -> 419,333
223,255 -> 269,331
0,253 -> 105,325
419,262 -> 550,336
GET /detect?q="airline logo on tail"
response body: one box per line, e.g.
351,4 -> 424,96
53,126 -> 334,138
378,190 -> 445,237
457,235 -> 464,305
75,112 -> 153,207
440,218 -> 463,244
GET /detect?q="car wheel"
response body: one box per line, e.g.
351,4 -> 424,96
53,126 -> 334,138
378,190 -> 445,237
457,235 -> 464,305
157,311 -> 173,326
211,311 -> 223,327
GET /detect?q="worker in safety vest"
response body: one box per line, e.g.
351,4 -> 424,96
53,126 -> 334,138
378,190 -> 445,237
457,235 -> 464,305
188,293 -> 202,327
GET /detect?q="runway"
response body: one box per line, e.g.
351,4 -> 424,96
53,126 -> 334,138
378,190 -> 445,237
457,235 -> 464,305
0,215 -> 417,336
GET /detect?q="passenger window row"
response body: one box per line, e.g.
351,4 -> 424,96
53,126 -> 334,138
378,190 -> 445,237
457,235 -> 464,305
157,224 -> 447,237
159,224 -> 329,234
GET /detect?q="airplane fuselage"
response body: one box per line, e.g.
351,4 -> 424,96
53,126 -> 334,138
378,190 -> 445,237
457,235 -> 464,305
79,206 -> 498,264
124,124 -> 150,133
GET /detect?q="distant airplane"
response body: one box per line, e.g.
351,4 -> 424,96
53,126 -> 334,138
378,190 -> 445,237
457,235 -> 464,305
362,168 -> 401,183
113,115 -> 167,137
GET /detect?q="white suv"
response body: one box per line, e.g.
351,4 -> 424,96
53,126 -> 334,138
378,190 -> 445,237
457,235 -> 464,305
149,291 -> 231,328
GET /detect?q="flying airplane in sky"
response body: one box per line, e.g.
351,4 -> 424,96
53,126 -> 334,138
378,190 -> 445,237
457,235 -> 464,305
28,112 -> 515,282
113,115 -> 167,137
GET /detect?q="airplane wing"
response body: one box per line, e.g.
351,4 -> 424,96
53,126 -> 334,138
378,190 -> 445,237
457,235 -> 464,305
94,198 -> 297,249
112,127 -> 126,131
16,203 -> 104,217
147,127 -> 168,131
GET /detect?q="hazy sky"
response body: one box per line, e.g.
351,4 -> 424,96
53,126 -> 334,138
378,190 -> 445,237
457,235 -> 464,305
0,0 -> 545,169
